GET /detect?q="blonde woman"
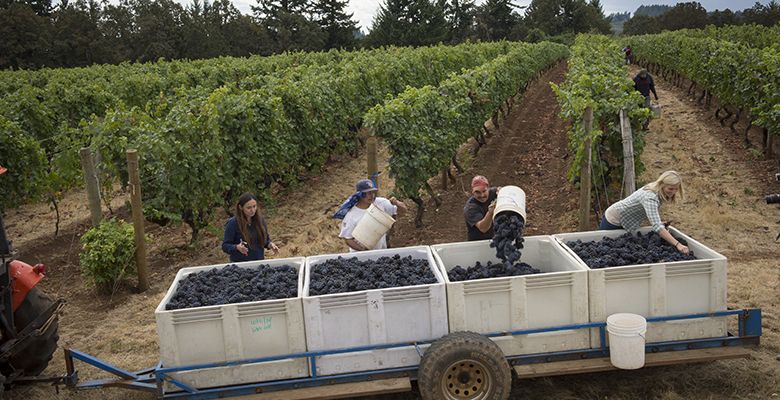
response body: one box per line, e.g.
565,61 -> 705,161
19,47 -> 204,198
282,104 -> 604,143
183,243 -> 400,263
600,171 -> 689,254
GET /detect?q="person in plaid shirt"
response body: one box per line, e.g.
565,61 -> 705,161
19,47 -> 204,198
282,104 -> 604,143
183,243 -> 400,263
600,171 -> 689,254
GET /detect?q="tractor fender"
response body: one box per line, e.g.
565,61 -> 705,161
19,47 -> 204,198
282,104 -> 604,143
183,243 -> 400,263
9,260 -> 44,311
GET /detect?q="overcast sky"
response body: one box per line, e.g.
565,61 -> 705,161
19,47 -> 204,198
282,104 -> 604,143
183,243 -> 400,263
221,1 -> 773,31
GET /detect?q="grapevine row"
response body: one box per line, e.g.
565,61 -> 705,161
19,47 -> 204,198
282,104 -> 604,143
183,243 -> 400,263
670,23 -> 780,49
364,41 -> 569,225
552,34 -> 650,193
0,42 -> 514,216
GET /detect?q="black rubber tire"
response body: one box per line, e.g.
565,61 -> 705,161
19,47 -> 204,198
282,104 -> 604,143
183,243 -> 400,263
418,331 -> 511,400
2,287 -> 60,376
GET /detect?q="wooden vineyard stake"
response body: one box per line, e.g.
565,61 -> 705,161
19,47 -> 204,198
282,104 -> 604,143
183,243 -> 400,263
620,108 -> 636,197
79,147 -> 102,227
579,107 -> 593,231
126,149 -> 149,292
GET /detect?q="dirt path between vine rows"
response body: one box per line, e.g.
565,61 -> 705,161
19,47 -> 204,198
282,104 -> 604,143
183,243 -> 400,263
390,61 -> 578,246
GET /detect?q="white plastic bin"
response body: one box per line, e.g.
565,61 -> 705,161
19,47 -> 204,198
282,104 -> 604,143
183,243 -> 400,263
303,246 -> 448,376
155,258 -> 309,389
553,227 -> 727,347
431,236 -> 590,356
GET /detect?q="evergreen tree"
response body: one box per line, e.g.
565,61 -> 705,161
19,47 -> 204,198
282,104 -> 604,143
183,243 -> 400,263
366,0 -> 448,47
474,0 -> 516,41
313,0 -> 357,49
658,2 -> 708,31
585,0 -> 611,34
99,0 -> 135,63
622,14 -> 660,35
51,0 -> 105,67
0,3 -> 52,68
708,8 -> 739,27
0,0 -> 54,16
525,0 -> 603,36
252,0 -> 323,52
743,0 -> 780,26
129,0 -> 186,62
446,0 -> 476,43
634,4 -> 672,18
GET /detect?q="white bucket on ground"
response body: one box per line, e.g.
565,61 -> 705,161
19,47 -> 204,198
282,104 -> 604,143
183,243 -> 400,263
493,186 -> 527,222
650,104 -> 662,118
607,313 -> 647,370
351,203 -> 395,249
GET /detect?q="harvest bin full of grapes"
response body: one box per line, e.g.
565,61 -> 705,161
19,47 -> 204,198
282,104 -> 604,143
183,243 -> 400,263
554,227 -> 728,346
155,257 -> 308,389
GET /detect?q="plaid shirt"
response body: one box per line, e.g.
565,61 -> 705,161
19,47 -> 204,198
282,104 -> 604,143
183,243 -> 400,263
612,189 -> 663,233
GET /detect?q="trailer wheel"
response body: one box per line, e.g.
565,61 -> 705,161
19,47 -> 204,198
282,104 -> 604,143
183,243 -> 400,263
418,331 -> 511,400
2,287 -> 59,376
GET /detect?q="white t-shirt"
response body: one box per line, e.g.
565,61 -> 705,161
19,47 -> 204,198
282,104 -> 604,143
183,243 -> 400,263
339,197 -> 397,252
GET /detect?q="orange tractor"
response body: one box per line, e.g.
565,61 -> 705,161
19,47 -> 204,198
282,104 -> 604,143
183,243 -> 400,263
0,165 -> 62,391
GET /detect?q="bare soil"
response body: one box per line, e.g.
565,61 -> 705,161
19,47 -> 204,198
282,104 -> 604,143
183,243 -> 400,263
7,62 -> 780,400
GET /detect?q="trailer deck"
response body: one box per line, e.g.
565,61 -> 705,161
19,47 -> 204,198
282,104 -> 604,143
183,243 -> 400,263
59,308 -> 761,400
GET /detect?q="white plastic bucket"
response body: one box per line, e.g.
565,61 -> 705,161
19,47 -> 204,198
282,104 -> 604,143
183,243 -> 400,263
493,186 -> 527,222
606,313 -> 647,370
650,104 -> 662,118
351,203 -> 395,249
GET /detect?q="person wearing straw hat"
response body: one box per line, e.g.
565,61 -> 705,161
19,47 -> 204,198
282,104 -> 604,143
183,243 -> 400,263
464,175 -> 500,241
335,179 -> 407,252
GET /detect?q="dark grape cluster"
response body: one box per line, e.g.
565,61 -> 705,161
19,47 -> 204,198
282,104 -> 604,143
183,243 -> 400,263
448,260 -> 540,282
490,213 -> 526,268
566,231 -> 697,269
308,254 -> 438,295
165,264 -> 298,310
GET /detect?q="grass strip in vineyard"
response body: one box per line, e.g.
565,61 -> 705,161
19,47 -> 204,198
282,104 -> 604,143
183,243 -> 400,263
628,31 -> 779,152
364,41 -> 569,225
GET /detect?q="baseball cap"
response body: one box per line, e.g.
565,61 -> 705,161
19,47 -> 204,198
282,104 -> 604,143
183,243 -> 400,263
356,179 -> 378,193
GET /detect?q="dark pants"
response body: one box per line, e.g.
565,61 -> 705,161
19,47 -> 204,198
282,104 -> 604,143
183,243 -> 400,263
599,215 -> 623,230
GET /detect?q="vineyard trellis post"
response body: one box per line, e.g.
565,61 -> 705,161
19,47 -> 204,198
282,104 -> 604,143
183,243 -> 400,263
579,107 -> 593,231
365,132 -> 379,185
79,147 -> 102,227
620,108 -> 636,197
126,149 -> 149,292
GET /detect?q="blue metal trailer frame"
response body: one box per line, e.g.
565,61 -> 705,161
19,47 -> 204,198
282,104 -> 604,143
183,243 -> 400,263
61,308 -> 761,399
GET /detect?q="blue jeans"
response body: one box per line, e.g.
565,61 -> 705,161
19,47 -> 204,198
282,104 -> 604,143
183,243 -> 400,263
599,215 -> 623,230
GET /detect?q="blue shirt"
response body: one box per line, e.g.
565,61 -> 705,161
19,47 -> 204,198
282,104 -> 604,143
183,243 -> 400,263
221,217 -> 271,262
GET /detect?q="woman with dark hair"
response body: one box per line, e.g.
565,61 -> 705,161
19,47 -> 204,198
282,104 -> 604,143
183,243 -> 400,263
222,192 -> 279,262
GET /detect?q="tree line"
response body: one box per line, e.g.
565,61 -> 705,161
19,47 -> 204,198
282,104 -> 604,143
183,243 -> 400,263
0,0 -> 612,70
622,1 -> 780,35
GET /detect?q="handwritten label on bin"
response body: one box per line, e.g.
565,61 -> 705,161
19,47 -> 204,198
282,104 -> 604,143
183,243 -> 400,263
249,316 -> 273,333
